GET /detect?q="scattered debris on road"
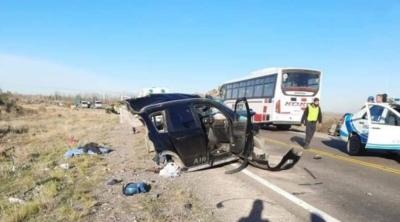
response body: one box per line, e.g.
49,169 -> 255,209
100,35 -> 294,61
299,182 -> 323,186
304,167 -> 317,179
292,192 -> 307,196
314,155 -> 322,159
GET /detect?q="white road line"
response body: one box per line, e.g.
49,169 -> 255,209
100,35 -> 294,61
233,164 -> 341,222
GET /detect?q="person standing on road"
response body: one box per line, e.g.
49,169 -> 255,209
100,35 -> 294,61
367,96 -> 374,103
301,98 -> 322,149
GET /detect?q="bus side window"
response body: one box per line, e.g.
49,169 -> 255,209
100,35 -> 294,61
254,85 -> 263,97
226,89 -> 232,99
246,86 -> 254,98
232,88 -> 239,99
263,83 -> 274,97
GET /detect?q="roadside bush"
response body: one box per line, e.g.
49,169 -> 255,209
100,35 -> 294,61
0,89 -> 18,114
0,89 -> 12,106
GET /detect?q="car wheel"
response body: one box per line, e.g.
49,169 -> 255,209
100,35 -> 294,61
347,134 -> 363,155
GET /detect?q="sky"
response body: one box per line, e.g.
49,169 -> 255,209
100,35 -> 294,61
0,0 -> 399,112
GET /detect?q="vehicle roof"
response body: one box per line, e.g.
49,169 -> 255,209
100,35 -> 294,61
222,67 -> 322,85
125,93 -> 202,113
139,97 -> 216,113
390,103 -> 400,113
357,102 -> 400,114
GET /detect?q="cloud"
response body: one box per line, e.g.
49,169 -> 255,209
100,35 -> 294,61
0,54 -> 130,95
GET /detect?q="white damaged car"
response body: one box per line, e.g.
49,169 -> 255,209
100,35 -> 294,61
339,102 -> 400,155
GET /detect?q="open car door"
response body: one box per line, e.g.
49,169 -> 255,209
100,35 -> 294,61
365,103 -> 400,151
226,98 -> 303,174
225,98 -> 254,174
229,98 -> 253,157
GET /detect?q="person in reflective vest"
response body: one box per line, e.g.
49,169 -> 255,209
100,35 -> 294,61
301,98 -> 322,149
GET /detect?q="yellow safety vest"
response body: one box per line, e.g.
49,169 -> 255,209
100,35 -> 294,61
307,104 -> 319,121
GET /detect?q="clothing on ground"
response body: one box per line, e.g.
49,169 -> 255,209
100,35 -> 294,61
64,147 -> 111,159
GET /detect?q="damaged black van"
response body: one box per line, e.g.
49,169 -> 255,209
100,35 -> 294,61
125,93 -> 302,174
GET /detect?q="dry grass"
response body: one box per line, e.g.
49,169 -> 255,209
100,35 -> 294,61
0,104 -> 118,222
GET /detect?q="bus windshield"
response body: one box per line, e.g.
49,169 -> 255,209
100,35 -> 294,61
281,71 -> 320,96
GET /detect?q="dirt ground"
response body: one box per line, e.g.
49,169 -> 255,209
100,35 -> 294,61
88,121 -> 303,222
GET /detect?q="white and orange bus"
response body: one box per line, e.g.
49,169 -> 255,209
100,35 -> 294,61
219,67 -> 323,130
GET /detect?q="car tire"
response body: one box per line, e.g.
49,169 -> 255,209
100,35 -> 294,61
347,134 -> 364,155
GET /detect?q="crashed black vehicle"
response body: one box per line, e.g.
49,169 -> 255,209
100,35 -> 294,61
125,93 -> 302,174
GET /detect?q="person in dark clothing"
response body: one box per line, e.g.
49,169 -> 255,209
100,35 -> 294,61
301,98 -> 322,149
381,93 -> 388,103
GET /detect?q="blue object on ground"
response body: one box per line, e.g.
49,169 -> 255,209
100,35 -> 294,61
122,182 -> 151,196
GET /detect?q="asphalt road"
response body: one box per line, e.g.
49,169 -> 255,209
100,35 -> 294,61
237,127 -> 400,222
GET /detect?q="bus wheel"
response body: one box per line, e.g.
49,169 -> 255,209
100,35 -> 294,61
276,125 -> 291,130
